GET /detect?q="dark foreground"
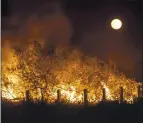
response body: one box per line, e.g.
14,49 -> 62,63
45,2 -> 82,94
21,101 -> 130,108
2,99 -> 143,123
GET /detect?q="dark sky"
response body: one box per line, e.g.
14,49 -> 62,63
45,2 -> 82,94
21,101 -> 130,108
2,0 -> 143,81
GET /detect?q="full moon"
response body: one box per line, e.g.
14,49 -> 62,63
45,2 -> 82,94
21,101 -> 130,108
111,19 -> 122,30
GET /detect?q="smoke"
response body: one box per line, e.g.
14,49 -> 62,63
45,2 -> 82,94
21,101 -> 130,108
2,1 -> 142,81
2,1 -> 73,61
68,4 -> 142,81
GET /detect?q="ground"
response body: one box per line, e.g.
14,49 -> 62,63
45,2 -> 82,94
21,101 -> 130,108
2,99 -> 143,123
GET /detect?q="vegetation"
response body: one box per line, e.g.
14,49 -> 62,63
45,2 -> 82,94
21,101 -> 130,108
2,41 -> 140,104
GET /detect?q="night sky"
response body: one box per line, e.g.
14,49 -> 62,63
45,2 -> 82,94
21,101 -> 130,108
2,0 -> 143,81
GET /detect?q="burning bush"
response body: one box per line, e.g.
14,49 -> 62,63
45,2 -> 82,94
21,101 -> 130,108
2,41 -> 140,104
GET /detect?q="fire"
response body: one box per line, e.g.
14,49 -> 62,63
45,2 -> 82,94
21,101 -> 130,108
7,74 -> 20,84
101,82 -> 113,100
2,41 -> 141,104
2,74 -> 25,102
2,86 -> 17,100
54,85 -> 83,103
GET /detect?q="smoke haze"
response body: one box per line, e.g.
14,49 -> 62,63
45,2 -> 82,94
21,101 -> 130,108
2,0 -> 142,81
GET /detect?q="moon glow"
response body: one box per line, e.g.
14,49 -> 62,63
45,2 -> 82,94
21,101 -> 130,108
111,19 -> 122,30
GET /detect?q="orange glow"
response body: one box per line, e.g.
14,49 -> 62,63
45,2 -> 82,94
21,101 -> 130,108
2,41 -> 141,104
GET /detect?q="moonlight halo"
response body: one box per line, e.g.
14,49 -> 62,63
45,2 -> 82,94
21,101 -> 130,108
111,18 -> 122,30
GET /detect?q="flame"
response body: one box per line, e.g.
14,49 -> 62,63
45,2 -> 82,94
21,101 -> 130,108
101,82 -> 113,100
2,86 -> 16,100
55,85 -> 83,103
7,74 -> 20,84
1,42 -> 141,104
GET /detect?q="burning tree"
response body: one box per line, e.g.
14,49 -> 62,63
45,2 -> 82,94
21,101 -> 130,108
2,41 -> 57,102
2,41 -> 141,104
